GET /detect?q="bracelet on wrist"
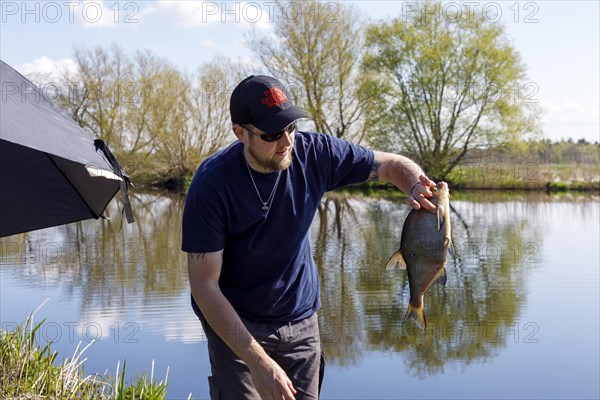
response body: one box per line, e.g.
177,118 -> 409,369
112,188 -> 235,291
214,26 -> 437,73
410,182 -> 420,196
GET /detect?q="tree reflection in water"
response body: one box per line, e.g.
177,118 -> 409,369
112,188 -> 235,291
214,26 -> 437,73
1,191 -> 542,376
311,192 -> 542,376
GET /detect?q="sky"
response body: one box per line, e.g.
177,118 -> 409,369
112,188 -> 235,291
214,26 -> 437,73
1,0 -> 599,143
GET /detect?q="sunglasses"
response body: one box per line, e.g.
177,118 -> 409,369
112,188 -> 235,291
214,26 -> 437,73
244,122 -> 297,142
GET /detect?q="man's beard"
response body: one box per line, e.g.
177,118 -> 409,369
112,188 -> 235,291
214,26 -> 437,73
248,145 -> 293,172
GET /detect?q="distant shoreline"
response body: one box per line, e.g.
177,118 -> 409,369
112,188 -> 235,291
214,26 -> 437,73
129,163 -> 600,194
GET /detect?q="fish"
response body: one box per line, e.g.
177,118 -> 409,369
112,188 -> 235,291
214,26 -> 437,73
386,181 -> 454,331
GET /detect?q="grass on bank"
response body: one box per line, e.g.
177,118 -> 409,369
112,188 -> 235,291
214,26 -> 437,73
337,163 -> 600,197
130,163 -> 599,193
445,163 -> 600,191
0,303 -> 178,400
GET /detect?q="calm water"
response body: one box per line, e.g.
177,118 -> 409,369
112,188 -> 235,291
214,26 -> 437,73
1,191 -> 598,399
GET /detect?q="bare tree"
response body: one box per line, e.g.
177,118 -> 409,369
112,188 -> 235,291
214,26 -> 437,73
187,58 -> 246,160
127,50 -> 190,176
67,44 -> 133,154
58,45 -> 252,180
249,0 -> 367,142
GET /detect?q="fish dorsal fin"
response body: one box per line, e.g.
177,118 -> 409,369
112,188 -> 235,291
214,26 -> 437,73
385,250 -> 407,270
437,205 -> 445,231
435,267 -> 447,286
443,236 -> 456,257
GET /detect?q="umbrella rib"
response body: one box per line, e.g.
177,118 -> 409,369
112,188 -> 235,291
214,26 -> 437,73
46,153 -> 100,219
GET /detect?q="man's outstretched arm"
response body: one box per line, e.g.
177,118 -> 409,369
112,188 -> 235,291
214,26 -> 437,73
370,150 -> 436,212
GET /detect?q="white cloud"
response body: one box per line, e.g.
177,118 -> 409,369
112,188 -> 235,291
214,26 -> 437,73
541,97 -> 600,142
16,56 -> 78,82
77,308 -> 126,340
158,312 -> 206,344
75,0 -> 142,29
147,1 -> 221,27
145,1 -> 274,29
199,39 -> 217,48
78,304 -> 206,344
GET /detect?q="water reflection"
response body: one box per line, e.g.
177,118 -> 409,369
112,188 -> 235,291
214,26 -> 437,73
1,191 -> 596,381
312,192 -> 546,376
0,192 -> 201,343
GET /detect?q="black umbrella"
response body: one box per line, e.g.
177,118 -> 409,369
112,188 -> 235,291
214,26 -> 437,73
0,60 -> 134,237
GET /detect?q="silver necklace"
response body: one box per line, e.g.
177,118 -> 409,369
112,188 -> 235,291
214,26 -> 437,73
245,160 -> 281,211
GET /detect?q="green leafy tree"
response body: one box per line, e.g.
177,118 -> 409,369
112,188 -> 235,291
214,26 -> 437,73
360,2 -> 540,179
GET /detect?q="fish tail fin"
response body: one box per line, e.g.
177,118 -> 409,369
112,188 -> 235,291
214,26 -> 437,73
385,250 -> 407,270
404,300 -> 427,331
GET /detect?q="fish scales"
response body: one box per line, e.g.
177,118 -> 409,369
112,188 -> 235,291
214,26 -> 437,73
386,181 -> 453,331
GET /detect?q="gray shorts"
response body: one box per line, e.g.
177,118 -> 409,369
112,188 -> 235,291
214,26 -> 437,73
196,310 -> 323,400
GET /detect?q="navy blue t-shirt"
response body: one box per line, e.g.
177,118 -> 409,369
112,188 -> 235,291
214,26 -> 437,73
181,131 -> 374,322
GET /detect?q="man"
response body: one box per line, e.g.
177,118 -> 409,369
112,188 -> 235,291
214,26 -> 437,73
182,75 -> 435,399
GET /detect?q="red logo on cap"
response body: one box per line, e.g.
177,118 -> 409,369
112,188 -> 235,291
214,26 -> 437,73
261,87 -> 287,108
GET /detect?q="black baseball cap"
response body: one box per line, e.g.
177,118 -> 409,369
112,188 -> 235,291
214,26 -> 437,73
230,75 -> 308,135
